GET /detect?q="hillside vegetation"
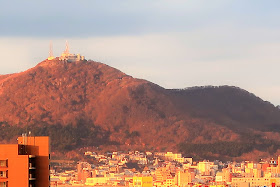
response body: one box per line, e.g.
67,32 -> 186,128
0,59 -> 280,159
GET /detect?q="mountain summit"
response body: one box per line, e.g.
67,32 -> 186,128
1,59 -> 280,159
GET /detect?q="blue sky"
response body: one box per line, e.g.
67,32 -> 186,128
0,0 -> 280,105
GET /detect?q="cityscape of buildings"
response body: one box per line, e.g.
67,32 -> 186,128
0,44 -> 279,187
50,150 -> 280,187
1,2 -> 279,187
2,134 -> 280,187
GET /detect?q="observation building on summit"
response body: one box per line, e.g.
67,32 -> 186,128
48,41 -> 85,62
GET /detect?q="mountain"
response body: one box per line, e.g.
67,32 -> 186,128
1,58 -> 280,160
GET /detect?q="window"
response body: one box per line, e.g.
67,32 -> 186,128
0,171 -> 7,178
0,160 -> 7,167
0,182 -> 7,187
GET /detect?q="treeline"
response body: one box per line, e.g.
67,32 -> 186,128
178,141 -> 280,158
0,120 -> 114,151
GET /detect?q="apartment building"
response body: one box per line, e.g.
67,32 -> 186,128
0,135 -> 50,187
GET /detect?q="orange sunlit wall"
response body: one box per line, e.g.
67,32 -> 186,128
0,136 -> 50,187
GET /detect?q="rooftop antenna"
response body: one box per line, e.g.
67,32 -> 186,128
48,41 -> 55,60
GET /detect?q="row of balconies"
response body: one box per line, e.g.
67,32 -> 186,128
29,155 -> 36,170
0,160 -> 8,182
29,156 -> 36,181
0,158 -> 36,181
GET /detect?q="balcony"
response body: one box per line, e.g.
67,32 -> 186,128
0,181 -> 7,187
29,180 -> 35,187
29,173 -> 36,180
0,171 -> 7,179
29,171 -> 36,181
0,171 -> 7,183
29,162 -> 36,170
0,179 -> 7,183
29,156 -> 36,169
0,168 -> 7,172
0,160 -> 7,169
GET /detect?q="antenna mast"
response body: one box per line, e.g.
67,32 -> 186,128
48,41 -> 55,60
49,41 -> 53,57
65,40 -> 69,54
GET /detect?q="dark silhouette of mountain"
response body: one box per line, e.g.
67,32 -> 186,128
0,58 -> 280,159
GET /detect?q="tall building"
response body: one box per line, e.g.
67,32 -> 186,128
277,155 -> 280,173
198,161 -> 211,175
155,167 -> 170,183
0,135 -> 50,187
175,170 -> 192,187
77,162 -> 92,183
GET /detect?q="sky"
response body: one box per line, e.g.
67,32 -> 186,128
0,0 -> 280,105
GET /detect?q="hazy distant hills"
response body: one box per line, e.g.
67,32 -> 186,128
1,59 -> 280,160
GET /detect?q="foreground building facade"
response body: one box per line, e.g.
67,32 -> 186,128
0,136 -> 50,187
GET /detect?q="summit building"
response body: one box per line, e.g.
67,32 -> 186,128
48,41 -> 85,62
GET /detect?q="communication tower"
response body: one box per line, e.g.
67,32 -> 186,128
47,41 -> 55,60
64,40 -> 69,54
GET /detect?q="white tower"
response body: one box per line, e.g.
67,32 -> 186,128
64,40 -> 69,54
47,41 -> 55,60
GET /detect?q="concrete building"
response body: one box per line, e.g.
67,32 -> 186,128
59,41 -> 85,62
198,161 -> 211,175
164,152 -> 192,164
232,177 -> 280,187
133,176 -> 153,187
85,177 -> 108,186
155,167 -> 171,183
77,161 -> 92,183
0,135 -> 50,187
215,169 -> 232,184
175,170 -> 192,187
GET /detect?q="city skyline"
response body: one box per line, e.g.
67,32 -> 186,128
0,0 -> 280,105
